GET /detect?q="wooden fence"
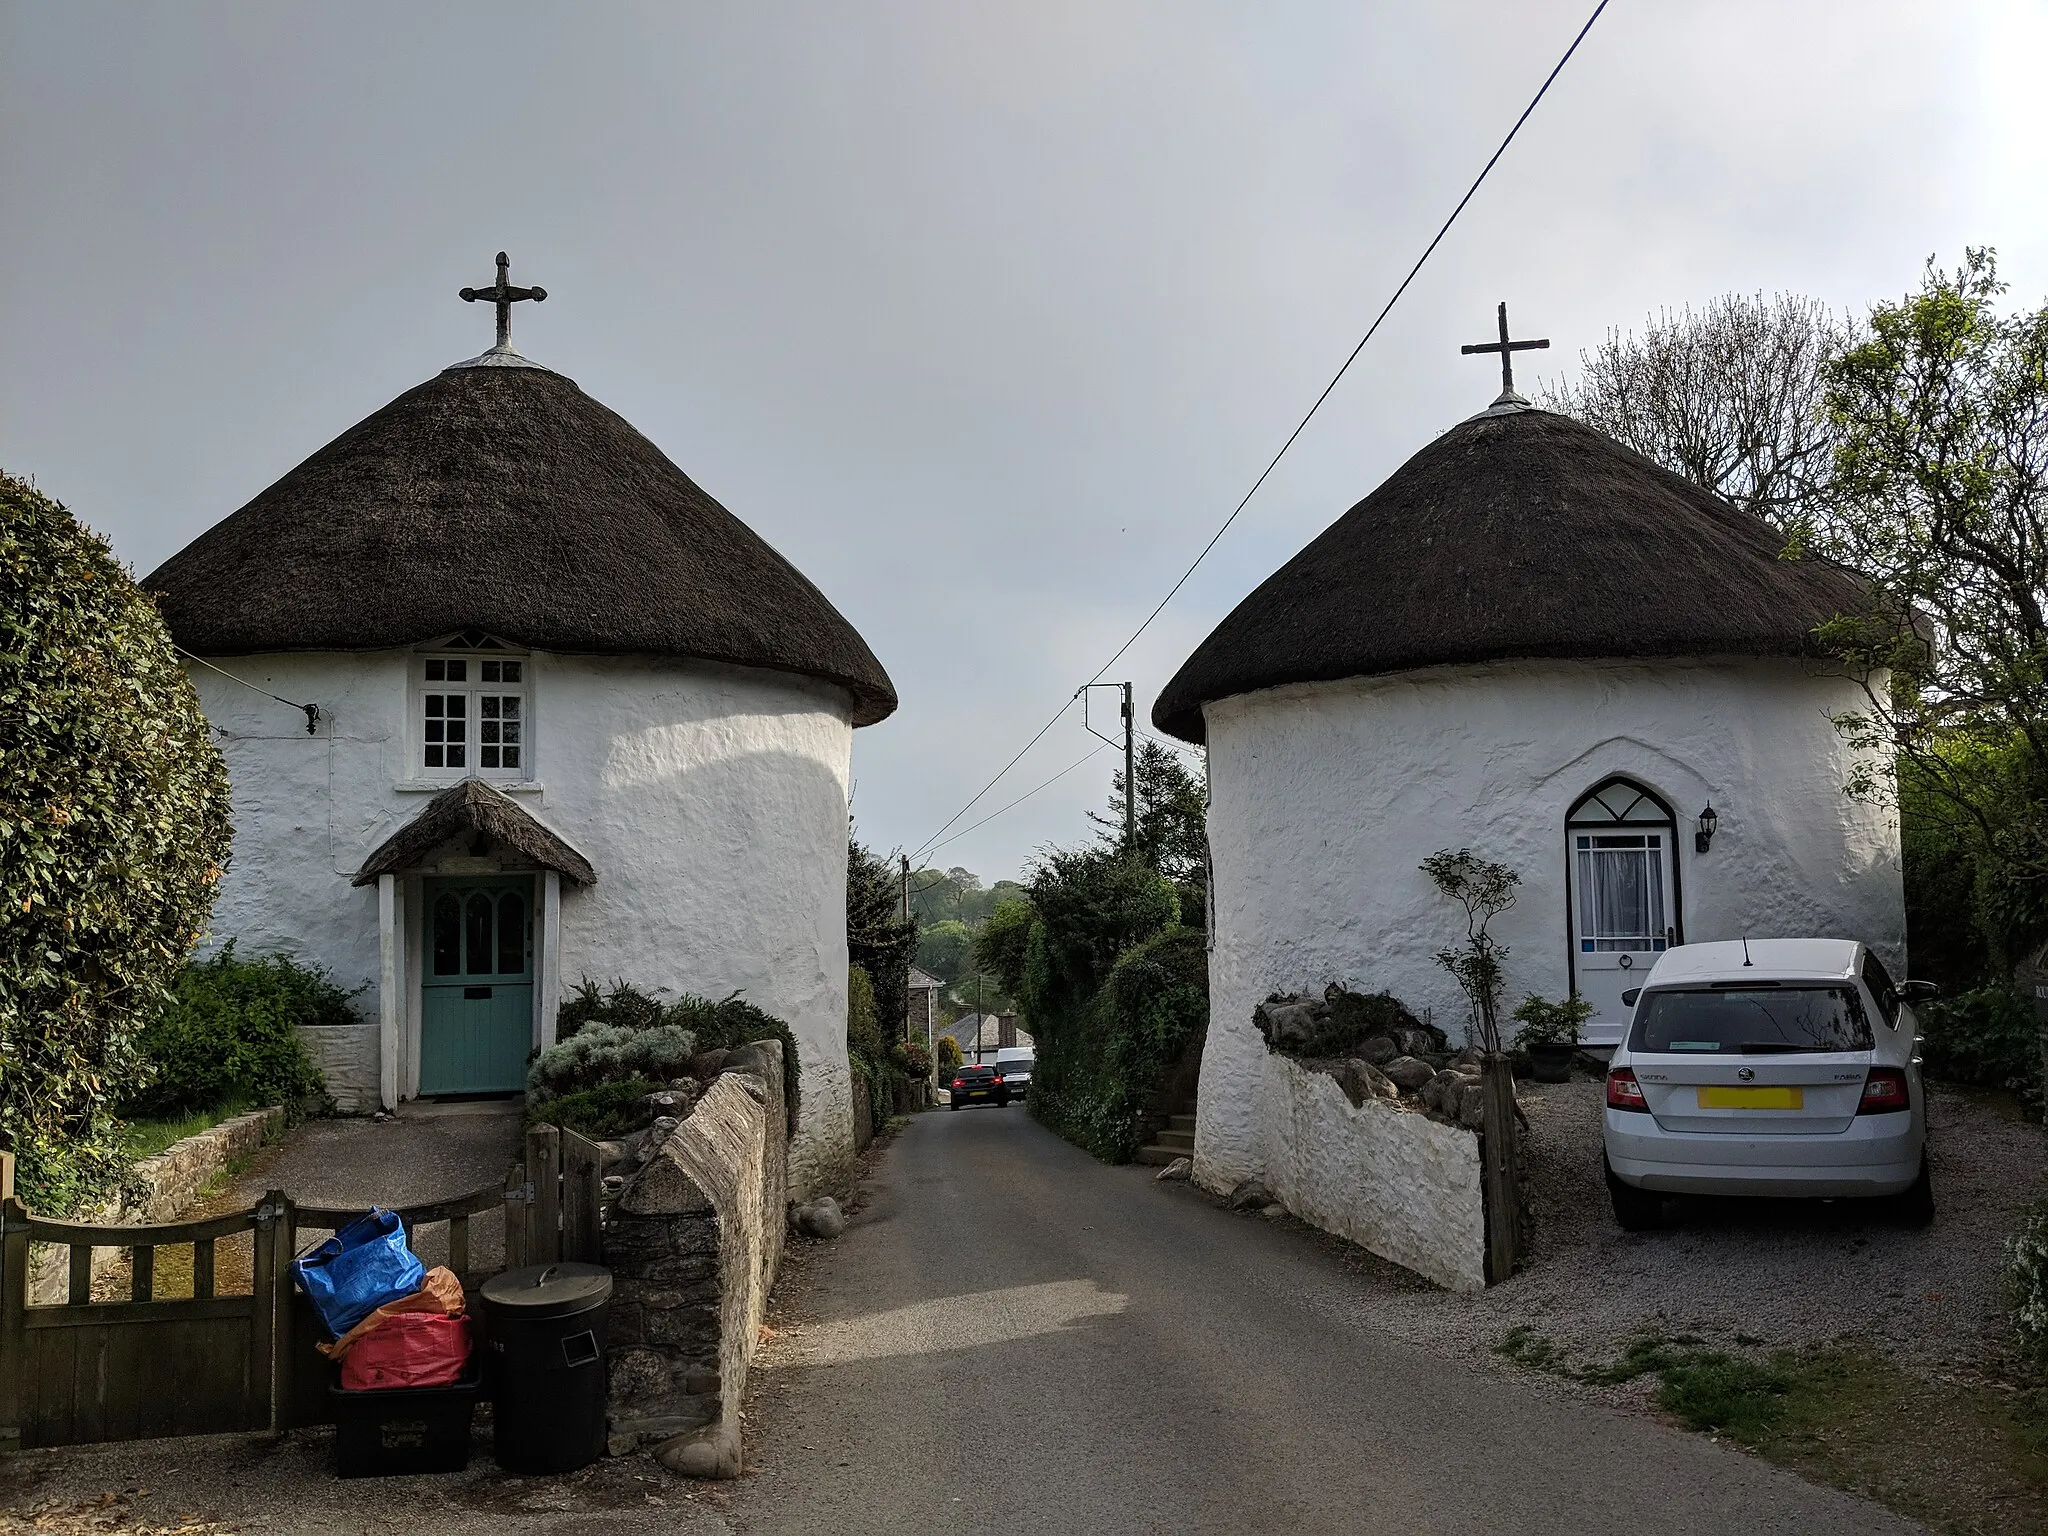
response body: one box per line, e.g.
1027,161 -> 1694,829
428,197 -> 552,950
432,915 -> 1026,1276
0,1127 -> 601,1452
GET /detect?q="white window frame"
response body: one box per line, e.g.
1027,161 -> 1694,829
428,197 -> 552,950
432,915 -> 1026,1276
410,635 -> 534,783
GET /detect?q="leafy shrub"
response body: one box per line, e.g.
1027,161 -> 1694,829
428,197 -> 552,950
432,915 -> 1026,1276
1512,993 -> 1594,1048
121,944 -> 338,1121
1,472 -> 233,1212
1919,984 -> 2041,1108
529,1022 -> 698,1100
935,1035 -> 963,1075
528,1076 -> 663,1140
537,979 -> 800,1128
892,1037 -> 931,1077
2010,1196 -> 2048,1364
847,965 -> 884,1060
1031,926 -> 1209,1163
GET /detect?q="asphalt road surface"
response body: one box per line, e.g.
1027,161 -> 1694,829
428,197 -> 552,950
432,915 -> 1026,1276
731,1104 -> 1916,1536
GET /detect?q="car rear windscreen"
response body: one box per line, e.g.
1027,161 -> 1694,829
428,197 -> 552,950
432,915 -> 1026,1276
1631,985 -> 1873,1055
957,1066 -> 994,1079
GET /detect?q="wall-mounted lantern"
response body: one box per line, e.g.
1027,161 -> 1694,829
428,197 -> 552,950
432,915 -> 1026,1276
1695,804 -> 1719,854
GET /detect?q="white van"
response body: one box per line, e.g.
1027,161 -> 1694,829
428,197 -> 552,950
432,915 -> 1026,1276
992,1047 -> 1035,1098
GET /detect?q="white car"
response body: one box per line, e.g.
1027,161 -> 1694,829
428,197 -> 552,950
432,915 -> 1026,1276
1602,938 -> 1935,1230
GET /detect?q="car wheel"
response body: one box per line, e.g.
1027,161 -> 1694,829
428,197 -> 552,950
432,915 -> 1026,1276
1606,1159 -> 1665,1231
1891,1155 -> 1935,1228
949,1101 -> 961,1112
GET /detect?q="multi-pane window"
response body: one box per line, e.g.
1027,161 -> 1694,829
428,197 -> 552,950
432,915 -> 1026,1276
422,656 -> 524,772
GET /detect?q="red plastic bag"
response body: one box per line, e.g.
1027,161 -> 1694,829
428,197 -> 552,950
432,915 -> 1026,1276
339,1311 -> 474,1392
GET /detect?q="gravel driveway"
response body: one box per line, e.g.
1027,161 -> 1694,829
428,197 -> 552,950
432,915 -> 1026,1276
1327,1075 -> 2048,1379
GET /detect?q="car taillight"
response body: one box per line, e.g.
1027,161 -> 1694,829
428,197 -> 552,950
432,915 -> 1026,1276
1858,1066 -> 1910,1115
991,1076 -> 1004,1084
951,1078 -> 965,1089
1606,1067 -> 1649,1112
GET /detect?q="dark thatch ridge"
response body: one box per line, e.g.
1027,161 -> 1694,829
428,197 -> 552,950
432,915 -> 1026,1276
353,779 -> 597,887
1153,408 -> 1876,742
146,363 -> 896,726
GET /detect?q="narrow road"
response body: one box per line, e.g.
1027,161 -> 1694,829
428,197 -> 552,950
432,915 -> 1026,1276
732,1105 -> 1916,1536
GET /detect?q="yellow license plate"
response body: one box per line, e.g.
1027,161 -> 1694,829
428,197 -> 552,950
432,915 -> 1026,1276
1697,1085 -> 1804,1110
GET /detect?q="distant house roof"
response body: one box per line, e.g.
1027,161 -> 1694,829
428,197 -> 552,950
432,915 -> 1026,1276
1153,407 -> 1875,743
146,355 -> 896,726
907,966 -> 945,991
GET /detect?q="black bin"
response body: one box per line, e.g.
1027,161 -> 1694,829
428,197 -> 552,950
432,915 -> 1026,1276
330,1368 -> 481,1477
479,1262 -> 613,1474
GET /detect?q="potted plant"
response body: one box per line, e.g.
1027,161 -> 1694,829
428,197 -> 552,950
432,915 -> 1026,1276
1512,994 -> 1593,1082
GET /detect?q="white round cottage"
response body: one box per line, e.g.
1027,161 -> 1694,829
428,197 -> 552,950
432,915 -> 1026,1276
1153,395 -> 1904,1193
146,307 -> 894,1199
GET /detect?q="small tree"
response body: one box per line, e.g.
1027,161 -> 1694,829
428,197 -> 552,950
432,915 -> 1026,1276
1,472 -> 232,1211
1538,292 -> 1859,523
1421,850 -> 1521,1053
1089,740 -> 1209,887
847,832 -> 918,1042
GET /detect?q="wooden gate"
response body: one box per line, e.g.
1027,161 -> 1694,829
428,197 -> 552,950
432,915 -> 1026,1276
0,1188 -> 291,1452
0,1131 -> 604,1452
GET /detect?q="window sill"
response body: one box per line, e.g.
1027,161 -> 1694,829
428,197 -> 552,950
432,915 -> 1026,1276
394,779 -> 544,795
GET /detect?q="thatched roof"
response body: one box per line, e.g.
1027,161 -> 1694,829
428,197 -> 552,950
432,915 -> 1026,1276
146,358 -> 896,726
353,779 -> 596,886
1153,407 -> 1874,742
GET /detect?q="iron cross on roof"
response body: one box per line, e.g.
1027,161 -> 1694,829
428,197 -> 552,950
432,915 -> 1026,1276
1461,302 -> 1548,402
460,252 -> 547,349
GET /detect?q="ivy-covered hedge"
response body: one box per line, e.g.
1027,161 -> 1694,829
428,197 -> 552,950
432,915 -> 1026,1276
976,848 -> 1209,1163
0,472 -> 232,1212
121,944 -> 336,1121
1029,926 -> 1209,1162
1919,985 -> 2041,1111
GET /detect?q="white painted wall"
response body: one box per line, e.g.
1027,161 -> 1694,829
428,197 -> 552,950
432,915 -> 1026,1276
1241,1055 -> 1485,1293
1194,656 -> 1905,1193
190,648 -> 858,1199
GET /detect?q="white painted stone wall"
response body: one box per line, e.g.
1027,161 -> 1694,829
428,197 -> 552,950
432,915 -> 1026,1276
297,1024 -> 380,1114
190,648 -> 857,1199
1238,1054 -> 1485,1293
1195,656 -> 1904,1194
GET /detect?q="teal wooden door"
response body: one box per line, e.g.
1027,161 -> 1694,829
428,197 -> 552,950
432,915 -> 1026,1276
420,877 -> 534,1094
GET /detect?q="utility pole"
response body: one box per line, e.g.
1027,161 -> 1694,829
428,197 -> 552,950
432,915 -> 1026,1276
900,853 -> 910,927
1122,681 -> 1136,853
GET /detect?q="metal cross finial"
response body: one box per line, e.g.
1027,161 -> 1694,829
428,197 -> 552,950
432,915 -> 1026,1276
1460,302 -> 1549,402
459,251 -> 547,349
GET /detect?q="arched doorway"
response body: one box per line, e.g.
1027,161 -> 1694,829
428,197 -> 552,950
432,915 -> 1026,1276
1566,777 -> 1681,1046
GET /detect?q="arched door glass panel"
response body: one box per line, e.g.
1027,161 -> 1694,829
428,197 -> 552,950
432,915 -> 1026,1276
497,892 -> 527,975
432,894 -> 461,976
1566,777 -> 1679,1045
465,894 -> 494,975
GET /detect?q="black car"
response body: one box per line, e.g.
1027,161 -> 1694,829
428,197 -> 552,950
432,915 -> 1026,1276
948,1064 -> 1010,1109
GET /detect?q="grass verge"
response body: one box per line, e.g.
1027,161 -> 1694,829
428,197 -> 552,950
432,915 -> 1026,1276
1494,1328 -> 2048,1534
117,1101 -> 251,1162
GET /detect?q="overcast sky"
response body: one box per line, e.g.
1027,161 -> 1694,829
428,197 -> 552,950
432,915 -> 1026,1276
5,2 -> 2044,885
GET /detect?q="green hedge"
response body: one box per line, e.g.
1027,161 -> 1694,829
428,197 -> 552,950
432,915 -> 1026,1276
120,944 -> 337,1122
1030,926 -> 1208,1162
1,471 -> 233,1213
1919,985 -> 2041,1109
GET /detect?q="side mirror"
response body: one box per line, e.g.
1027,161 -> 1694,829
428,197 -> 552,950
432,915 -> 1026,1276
1620,987 -> 1641,1008
1898,979 -> 1941,1003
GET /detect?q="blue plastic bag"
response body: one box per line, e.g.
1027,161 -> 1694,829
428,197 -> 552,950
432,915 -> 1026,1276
291,1208 -> 425,1338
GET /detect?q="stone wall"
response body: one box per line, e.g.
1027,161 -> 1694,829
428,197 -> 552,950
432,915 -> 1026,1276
604,1039 -> 786,1478
1222,1055 -> 1487,1293
296,1023 -> 380,1114
26,1107 -> 284,1305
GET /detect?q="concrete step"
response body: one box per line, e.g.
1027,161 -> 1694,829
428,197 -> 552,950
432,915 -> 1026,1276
1134,1145 -> 1189,1168
1152,1129 -> 1196,1152
1168,1114 -> 1196,1133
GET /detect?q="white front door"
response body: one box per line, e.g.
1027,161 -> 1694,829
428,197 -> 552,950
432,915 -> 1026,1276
1568,781 -> 1679,1047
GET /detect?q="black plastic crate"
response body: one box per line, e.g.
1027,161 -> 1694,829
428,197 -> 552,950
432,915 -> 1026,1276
329,1367 -> 482,1478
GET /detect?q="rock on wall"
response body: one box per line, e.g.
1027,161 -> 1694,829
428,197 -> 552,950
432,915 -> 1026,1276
1224,1054 -> 1485,1293
297,1024 -> 380,1114
1195,656 -> 1904,1194
604,1039 -> 786,1478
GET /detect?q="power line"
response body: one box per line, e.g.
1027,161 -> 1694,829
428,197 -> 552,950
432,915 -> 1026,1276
907,0 -> 1610,857
175,646 -> 323,734
921,743 -> 1111,859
